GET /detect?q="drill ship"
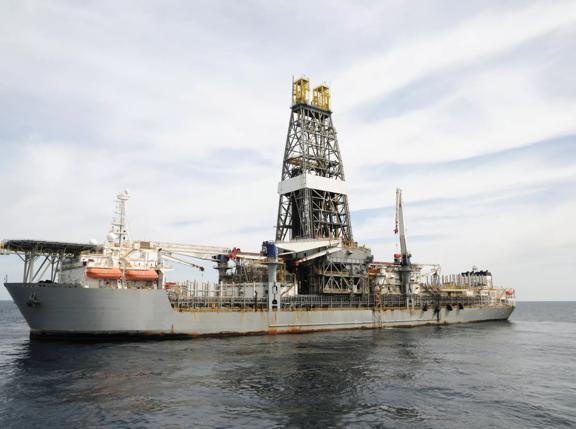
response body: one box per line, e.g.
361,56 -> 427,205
1,78 -> 515,339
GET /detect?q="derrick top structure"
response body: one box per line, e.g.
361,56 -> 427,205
292,78 -> 331,111
276,77 -> 353,244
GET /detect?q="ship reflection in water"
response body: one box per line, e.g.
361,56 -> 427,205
1,302 -> 576,428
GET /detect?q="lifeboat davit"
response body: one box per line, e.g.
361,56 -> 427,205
124,269 -> 159,281
86,267 -> 122,280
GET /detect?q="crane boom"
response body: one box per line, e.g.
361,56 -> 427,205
160,252 -> 205,271
394,188 -> 412,296
151,241 -> 231,261
395,188 -> 410,264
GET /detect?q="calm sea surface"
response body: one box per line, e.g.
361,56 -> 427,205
0,301 -> 575,428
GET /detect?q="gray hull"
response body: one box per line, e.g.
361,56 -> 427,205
5,283 -> 515,338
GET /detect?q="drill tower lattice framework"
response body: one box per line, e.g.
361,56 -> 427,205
276,78 -> 353,243
275,78 -> 370,295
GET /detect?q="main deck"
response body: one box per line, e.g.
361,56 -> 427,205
5,283 -> 515,339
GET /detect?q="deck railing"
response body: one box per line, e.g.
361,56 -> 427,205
168,293 -> 514,311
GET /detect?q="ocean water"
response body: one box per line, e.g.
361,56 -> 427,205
0,302 -> 574,428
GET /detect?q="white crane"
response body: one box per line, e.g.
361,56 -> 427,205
394,188 -> 409,262
394,188 -> 412,296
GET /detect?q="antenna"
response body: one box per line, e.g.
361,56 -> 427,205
110,190 -> 130,247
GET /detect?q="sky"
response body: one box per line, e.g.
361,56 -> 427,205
0,0 -> 575,300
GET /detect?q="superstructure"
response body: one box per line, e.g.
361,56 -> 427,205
1,78 -> 515,338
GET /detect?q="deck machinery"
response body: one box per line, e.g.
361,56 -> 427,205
275,78 -> 372,296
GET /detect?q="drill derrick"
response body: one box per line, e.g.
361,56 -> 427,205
276,78 -> 353,243
275,78 -> 370,295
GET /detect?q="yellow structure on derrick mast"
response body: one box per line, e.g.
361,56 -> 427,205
312,85 -> 330,110
291,77 -> 331,111
292,77 -> 310,105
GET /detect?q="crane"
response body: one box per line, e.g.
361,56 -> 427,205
394,188 -> 412,296
159,251 -> 205,272
149,242 -> 265,279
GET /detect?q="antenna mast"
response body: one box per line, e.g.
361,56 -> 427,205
110,190 -> 130,247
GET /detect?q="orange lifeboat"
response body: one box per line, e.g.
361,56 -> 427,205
86,267 -> 122,280
124,269 -> 159,281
